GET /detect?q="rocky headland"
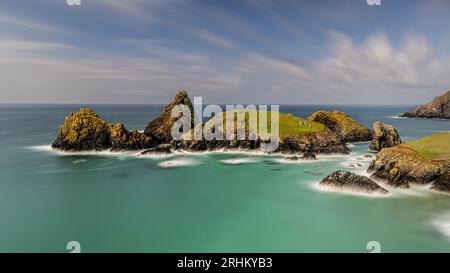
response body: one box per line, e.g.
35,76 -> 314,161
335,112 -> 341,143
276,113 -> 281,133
368,132 -> 450,191
401,90 -> 450,119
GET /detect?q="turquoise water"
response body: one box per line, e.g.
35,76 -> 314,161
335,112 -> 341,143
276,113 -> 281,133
0,104 -> 449,253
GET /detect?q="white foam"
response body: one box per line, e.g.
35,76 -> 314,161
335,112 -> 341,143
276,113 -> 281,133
26,145 -> 142,158
158,159 -> 199,168
275,158 -> 318,164
220,158 -> 257,165
72,159 -> 87,164
431,214 -> 450,240
313,182 -> 390,198
26,145 -> 54,152
387,115 -> 408,119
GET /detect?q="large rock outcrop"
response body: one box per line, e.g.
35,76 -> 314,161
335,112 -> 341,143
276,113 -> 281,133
308,111 -> 372,143
369,121 -> 401,151
144,90 -> 195,142
401,90 -> 450,119
176,109 -> 350,154
52,108 -> 154,151
319,171 -> 389,195
368,133 -> 450,190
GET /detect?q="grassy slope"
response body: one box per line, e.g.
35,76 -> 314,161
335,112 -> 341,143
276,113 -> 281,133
399,132 -> 450,161
277,112 -> 325,137
210,110 -> 326,137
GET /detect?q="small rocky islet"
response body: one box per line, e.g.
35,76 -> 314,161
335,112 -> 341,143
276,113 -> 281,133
52,90 -> 449,195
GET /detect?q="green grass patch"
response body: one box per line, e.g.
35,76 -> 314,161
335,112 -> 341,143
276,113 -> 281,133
221,109 -> 326,137
400,132 -> 450,161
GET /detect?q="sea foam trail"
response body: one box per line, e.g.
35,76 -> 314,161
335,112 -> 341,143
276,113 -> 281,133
158,159 -> 199,168
312,182 -> 390,198
387,115 -> 408,119
220,158 -> 257,165
431,214 -> 450,241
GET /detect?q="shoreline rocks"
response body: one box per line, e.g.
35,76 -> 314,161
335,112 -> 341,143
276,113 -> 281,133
369,121 -> 401,151
400,90 -> 450,119
319,171 -> 389,195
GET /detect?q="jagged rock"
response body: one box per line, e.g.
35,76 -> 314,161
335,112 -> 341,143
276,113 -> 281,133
52,108 -> 111,151
301,152 -> 317,160
363,154 -> 373,159
52,108 -> 155,151
369,121 -> 401,151
368,147 -> 446,188
278,131 -> 350,154
144,90 -> 195,142
307,111 -> 372,143
431,172 -> 450,192
401,91 -> 450,119
319,171 -> 388,195
284,152 -> 317,161
140,144 -> 172,155
110,123 -> 154,151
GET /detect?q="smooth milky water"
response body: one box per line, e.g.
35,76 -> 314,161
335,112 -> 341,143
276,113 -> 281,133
0,104 -> 449,252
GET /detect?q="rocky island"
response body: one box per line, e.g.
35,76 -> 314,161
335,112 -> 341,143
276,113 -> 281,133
52,90 -> 374,156
401,90 -> 450,119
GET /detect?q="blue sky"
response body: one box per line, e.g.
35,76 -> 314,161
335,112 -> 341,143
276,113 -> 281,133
1,0 -> 450,104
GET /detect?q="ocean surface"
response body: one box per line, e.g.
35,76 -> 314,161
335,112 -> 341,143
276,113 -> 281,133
0,104 -> 449,253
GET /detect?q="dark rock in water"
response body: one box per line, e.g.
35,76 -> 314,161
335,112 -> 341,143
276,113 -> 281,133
369,121 -> 402,151
319,171 -> 389,195
141,144 -> 172,155
363,154 -> 373,159
144,90 -> 195,142
301,152 -> 317,160
400,91 -> 450,119
285,153 -> 316,161
307,111 -> 372,143
431,172 -> 450,192
52,108 -> 155,152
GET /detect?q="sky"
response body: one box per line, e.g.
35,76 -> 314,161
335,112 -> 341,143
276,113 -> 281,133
1,0 -> 450,104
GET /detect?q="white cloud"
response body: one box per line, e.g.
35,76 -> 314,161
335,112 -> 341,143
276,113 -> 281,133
311,32 -> 450,95
0,13 -> 67,33
1,32 -> 450,104
190,29 -> 236,50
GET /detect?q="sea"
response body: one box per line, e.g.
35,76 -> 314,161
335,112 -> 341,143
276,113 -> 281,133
0,104 -> 449,252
